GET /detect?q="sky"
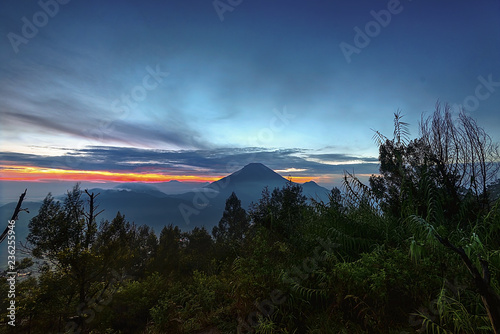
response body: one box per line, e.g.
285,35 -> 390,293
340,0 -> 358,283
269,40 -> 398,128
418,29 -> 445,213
1,0 -> 500,201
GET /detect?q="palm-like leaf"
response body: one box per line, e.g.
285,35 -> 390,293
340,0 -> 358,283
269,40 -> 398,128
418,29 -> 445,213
393,110 -> 411,146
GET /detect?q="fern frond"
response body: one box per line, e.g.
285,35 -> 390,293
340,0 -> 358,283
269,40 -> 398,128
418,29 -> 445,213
342,171 -> 379,210
344,295 -> 379,328
393,110 -> 411,146
371,128 -> 388,147
416,312 -> 453,334
291,282 -> 328,301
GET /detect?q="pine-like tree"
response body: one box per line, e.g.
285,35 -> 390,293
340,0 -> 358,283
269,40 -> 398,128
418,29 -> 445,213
212,192 -> 249,245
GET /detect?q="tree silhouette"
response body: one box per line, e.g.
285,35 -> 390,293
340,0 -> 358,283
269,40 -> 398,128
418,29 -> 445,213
420,103 -> 500,209
212,192 -> 249,245
153,224 -> 181,277
250,180 -> 307,240
27,185 -> 103,329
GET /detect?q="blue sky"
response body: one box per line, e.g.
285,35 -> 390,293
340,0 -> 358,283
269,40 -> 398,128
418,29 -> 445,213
1,0 -> 499,193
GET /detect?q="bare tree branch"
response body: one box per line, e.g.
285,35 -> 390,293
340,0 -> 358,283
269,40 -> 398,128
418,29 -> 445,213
436,235 -> 500,334
0,189 -> 28,244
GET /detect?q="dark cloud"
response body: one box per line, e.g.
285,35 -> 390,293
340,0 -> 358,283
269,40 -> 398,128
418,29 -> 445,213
0,146 -> 379,177
1,105 -> 208,150
307,153 -> 379,163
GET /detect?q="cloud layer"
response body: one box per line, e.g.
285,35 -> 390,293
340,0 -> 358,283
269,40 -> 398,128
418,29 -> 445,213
0,0 -> 499,187
0,146 -> 380,180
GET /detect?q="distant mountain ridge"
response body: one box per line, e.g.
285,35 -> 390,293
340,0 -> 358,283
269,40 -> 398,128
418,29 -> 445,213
205,163 -> 329,204
112,183 -> 169,198
0,163 -> 330,263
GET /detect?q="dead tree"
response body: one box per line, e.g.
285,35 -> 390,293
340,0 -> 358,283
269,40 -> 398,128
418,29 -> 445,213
84,189 -> 104,248
0,189 -> 28,244
420,103 -> 500,209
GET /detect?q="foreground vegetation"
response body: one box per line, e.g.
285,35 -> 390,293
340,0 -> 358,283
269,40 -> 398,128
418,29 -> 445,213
2,104 -> 500,333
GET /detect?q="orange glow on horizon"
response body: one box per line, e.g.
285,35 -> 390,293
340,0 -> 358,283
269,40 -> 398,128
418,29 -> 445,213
0,165 -> 220,183
0,165 -> 334,186
285,176 -> 316,183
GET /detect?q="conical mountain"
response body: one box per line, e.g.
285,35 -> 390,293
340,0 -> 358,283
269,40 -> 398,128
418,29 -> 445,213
208,162 -> 286,189
203,163 -> 329,208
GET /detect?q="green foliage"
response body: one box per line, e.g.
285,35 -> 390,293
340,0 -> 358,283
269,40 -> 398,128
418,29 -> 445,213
150,271 -> 232,333
83,272 -> 161,332
415,285 -> 492,333
95,212 -> 158,278
15,257 -> 34,271
254,317 -> 279,334
180,226 -> 214,274
151,224 -> 181,277
250,180 -> 307,241
213,192 -> 249,244
27,187 -> 83,260
26,183 -> 107,330
213,192 -> 250,265
13,108 -> 500,333
368,107 -> 500,226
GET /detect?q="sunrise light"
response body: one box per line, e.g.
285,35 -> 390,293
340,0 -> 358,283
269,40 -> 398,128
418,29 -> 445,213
0,164 -> 330,185
0,165 -> 220,183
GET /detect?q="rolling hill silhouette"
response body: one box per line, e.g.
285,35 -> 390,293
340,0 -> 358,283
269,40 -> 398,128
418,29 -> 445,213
0,163 -> 329,267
